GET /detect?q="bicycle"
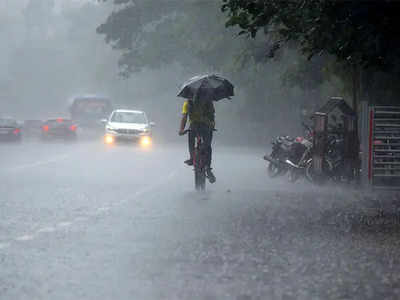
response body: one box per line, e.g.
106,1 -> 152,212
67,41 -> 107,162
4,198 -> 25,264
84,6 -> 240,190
182,129 -> 213,191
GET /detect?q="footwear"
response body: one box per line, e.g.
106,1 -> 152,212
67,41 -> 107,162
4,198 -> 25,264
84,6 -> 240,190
206,167 -> 216,183
184,159 -> 193,166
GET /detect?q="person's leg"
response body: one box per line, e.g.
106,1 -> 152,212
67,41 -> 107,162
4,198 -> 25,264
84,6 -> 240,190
199,124 -> 215,183
203,128 -> 212,168
188,129 -> 195,160
185,126 -> 196,165
208,130 -> 213,167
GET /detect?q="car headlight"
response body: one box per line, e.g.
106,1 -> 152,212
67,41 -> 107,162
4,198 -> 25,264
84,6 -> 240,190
104,134 -> 114,144
140,136 -> 151,147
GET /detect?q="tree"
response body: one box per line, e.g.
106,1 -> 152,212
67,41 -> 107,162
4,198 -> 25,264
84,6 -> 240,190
97,0 -> 257,75
221,0 -> 400,108
222,1 -> 400,73
97,0 -> 189,75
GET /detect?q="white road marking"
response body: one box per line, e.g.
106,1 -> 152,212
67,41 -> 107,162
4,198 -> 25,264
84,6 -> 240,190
37,227 -> 56,233
97,207 -> 110,212
74,217 -> 88,222
15,234 -> 35,241
57,222 -> 72,228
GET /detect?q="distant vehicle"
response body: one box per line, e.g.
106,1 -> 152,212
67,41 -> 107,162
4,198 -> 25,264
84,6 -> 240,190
69,96 -> 113,128
103,109 -> 154,147
23,120 -> 43,138
0,117 -> 22,142
41,118 -> 77,141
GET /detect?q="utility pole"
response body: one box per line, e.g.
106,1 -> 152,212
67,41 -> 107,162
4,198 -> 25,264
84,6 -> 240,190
352,64 -> 358,112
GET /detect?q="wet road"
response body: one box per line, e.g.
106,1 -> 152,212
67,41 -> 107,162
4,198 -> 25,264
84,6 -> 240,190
1,139 -> 400,300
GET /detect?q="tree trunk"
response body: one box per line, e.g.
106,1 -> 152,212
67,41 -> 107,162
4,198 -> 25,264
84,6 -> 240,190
351,64 -> 362,184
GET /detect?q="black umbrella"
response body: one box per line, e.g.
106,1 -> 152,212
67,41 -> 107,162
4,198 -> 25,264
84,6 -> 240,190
177,74 -> 234,101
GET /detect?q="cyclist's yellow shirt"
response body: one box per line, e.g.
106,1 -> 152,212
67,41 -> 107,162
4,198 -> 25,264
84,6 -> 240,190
182,100 -> 190,115
182,100 -> 215,127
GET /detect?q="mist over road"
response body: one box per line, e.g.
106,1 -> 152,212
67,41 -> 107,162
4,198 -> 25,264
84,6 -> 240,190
0,141 -> 399,300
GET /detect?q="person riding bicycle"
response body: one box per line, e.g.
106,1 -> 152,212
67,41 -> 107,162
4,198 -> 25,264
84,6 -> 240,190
179,92 -> 216,183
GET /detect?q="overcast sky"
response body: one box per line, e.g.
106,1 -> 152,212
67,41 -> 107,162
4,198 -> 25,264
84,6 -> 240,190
0,0 -> 94,15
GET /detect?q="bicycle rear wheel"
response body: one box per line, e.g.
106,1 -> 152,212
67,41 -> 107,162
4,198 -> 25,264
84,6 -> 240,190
194,150 -> 206,191
195,169 -> 206,191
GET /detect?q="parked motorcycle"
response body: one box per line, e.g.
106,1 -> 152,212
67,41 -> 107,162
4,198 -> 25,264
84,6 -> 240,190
285,123 -> 314,183
265,120 -> 350,184
264,135 -> 294,178
264,123 -> 313,180
304,123 -> 344,183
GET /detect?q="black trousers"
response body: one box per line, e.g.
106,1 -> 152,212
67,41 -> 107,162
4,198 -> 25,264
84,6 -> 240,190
188,123 -> 213,167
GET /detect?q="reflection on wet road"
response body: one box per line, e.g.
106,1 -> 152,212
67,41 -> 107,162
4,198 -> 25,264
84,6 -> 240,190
0,140 -> 399,300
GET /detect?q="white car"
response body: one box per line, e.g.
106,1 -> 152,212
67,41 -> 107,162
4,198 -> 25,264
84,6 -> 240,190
103,109 -> 154,146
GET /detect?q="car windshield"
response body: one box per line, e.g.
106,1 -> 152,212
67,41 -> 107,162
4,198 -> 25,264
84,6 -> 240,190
110,112 -> 147,124
0,119 -> 17,127
74,100 -> 109,114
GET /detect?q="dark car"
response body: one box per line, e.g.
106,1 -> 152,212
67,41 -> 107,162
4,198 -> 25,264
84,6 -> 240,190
23,120 -> 43,139
69,96 -> 113,128
0,118 -> 22,142
41,118 -> 77,141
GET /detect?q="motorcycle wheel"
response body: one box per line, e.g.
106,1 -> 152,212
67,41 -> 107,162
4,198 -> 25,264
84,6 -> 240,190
288,168 -> 301,183
268,162 -> 285,178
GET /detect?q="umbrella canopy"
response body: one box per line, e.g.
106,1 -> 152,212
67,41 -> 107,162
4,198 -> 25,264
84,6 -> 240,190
177,74 -> 234,101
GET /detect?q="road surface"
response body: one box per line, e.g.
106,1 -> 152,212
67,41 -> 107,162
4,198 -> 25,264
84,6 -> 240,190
0,139 -> 399,300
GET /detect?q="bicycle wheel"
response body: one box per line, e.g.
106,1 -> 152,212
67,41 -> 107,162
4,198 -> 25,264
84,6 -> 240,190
194,150 -> 206,191
195,169 -> 206,191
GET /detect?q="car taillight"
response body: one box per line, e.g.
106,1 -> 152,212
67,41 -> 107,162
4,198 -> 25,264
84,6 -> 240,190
43,125 -> 49,132
70,125 -> 77,131
13,128 -> 20,135
295,137 -> 304,142
56,118 -> 63,123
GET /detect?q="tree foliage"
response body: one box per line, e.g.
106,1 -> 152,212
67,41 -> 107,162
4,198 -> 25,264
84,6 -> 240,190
97,0 -> 269,77
97,0 -> 204,75
221,0 -> 400,75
